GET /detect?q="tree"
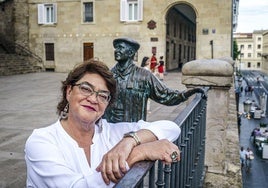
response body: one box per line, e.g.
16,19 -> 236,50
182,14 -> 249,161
233,40 -> 240,60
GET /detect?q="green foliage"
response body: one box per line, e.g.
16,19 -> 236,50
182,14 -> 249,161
233,40 -> 240,60
260,122 -> 267,128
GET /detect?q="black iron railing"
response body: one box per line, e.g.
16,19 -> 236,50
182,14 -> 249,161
0,34 -> 44,70
115,89 -> 208,188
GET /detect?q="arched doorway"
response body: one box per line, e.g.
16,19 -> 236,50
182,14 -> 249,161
165,3 -> 196,71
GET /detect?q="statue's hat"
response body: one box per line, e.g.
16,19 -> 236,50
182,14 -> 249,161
113,37 -> 140,51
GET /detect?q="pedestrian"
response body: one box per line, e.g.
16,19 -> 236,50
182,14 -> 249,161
257,77 -> 260,85
245,147 -> 254,173
157,56 -> 165,81
141,56 -> 151,113
237,113 -> 242,134
150,53 -> 157,74
141,56 -> 151,70
235,87 -> 241,97
254,127 -> 262,136
104,37 -> 206,123
24,59 -> 181,187
239,146 -> 246,168
245,85 -> 249,96
248,86 -> 253,96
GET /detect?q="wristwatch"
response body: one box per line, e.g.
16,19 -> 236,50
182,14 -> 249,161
123,131 -> 141,146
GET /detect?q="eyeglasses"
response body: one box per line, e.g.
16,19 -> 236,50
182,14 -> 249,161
73,82 -> 111,103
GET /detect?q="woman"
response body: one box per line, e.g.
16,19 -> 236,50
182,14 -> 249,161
141,56 -> 151,112
150,53 -> 157,73
141,56 -> 150,70
157,56 -> 165,81
25,59 -> 181,187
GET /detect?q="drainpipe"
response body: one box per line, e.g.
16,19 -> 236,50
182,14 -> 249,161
210,40 -> 214,59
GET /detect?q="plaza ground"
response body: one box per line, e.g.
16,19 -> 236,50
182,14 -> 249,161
1,70 -> 267,187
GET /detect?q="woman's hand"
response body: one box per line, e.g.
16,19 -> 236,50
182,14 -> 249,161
96,138 -> 136,185
127,139 -> 180,167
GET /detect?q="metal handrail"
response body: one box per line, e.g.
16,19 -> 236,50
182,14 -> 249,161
0,34 -> 44,70
115,88 -> 208,188
14,43 -> 43,62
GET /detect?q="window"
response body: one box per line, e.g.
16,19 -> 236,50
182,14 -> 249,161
45,43 -> 55,61
184,45 -> 186,59
173,22 -> 176,37
257,62 -> 261,68
248,44 -> 252,49
257,53 -> 262,57
233,3 -> 237,14
257,44 -> 261,49
247,62 -> 251,68
240,53 -> 244,58
120,0 -> 143,21
38,4 -> 57,24
166,20 -> 170,35
173,44 -> 176,60
184,27 -> 187,40
240,45 -> 244,49
258,37 -> 261,41
248,53 -> 251,58
179,24 -> 183,39
83,2 -> 94,22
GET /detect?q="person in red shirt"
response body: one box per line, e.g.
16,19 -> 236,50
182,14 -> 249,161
150,53 -> 157,74
157,56 -> 165,81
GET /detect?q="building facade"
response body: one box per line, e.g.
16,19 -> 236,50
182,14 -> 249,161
234,30 -> 267,71
262,31 -> 268,74
1,0 -> 234,72
232,0 -> 239,32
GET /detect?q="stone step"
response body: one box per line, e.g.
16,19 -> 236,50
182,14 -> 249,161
0,53 -> 40,76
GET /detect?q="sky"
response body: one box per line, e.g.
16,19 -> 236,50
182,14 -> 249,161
235,0 -> 268,33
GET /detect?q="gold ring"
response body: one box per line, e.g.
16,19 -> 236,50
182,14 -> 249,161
170,151 -> 178,162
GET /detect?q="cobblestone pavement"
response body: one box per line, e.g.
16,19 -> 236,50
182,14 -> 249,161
0,71 -> 186,187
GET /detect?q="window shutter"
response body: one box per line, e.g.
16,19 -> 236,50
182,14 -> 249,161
45,43 -> 55,61
37,4 -> 44,24
53,3 -> 57,23
120,0 -> 127,21
137,0 -> 143,21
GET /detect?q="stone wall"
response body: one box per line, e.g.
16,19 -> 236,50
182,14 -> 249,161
27,0 -> 233,72
0,0 -> 28,46
13,0 -> 29,47
0,0 -> 15,42
182,58 -> 242,187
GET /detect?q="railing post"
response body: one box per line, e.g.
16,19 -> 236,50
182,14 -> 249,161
182,58 -> 242,187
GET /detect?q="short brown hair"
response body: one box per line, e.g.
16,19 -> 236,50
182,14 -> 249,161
57,59 -> 117,115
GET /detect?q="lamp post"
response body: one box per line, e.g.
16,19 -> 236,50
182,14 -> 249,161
238,45 -> 242,74
243,98 -> 252,119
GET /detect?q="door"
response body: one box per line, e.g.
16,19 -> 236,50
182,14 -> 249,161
84,43 -> 94,61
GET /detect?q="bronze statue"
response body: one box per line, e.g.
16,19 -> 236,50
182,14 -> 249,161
104,37 -> 205,123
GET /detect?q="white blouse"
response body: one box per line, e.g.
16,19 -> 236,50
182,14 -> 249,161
25,119 -> 180,188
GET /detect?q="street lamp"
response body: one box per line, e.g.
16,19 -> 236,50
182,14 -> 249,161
243,98 -> 252,119
239,45 -> 242,72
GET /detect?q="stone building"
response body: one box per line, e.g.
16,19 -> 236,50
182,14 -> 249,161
233,0 -> 239,32
0,0 -> 29,48
1,0 -> 234,72
262,31 -> 268,74
234,30 -> 268,71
